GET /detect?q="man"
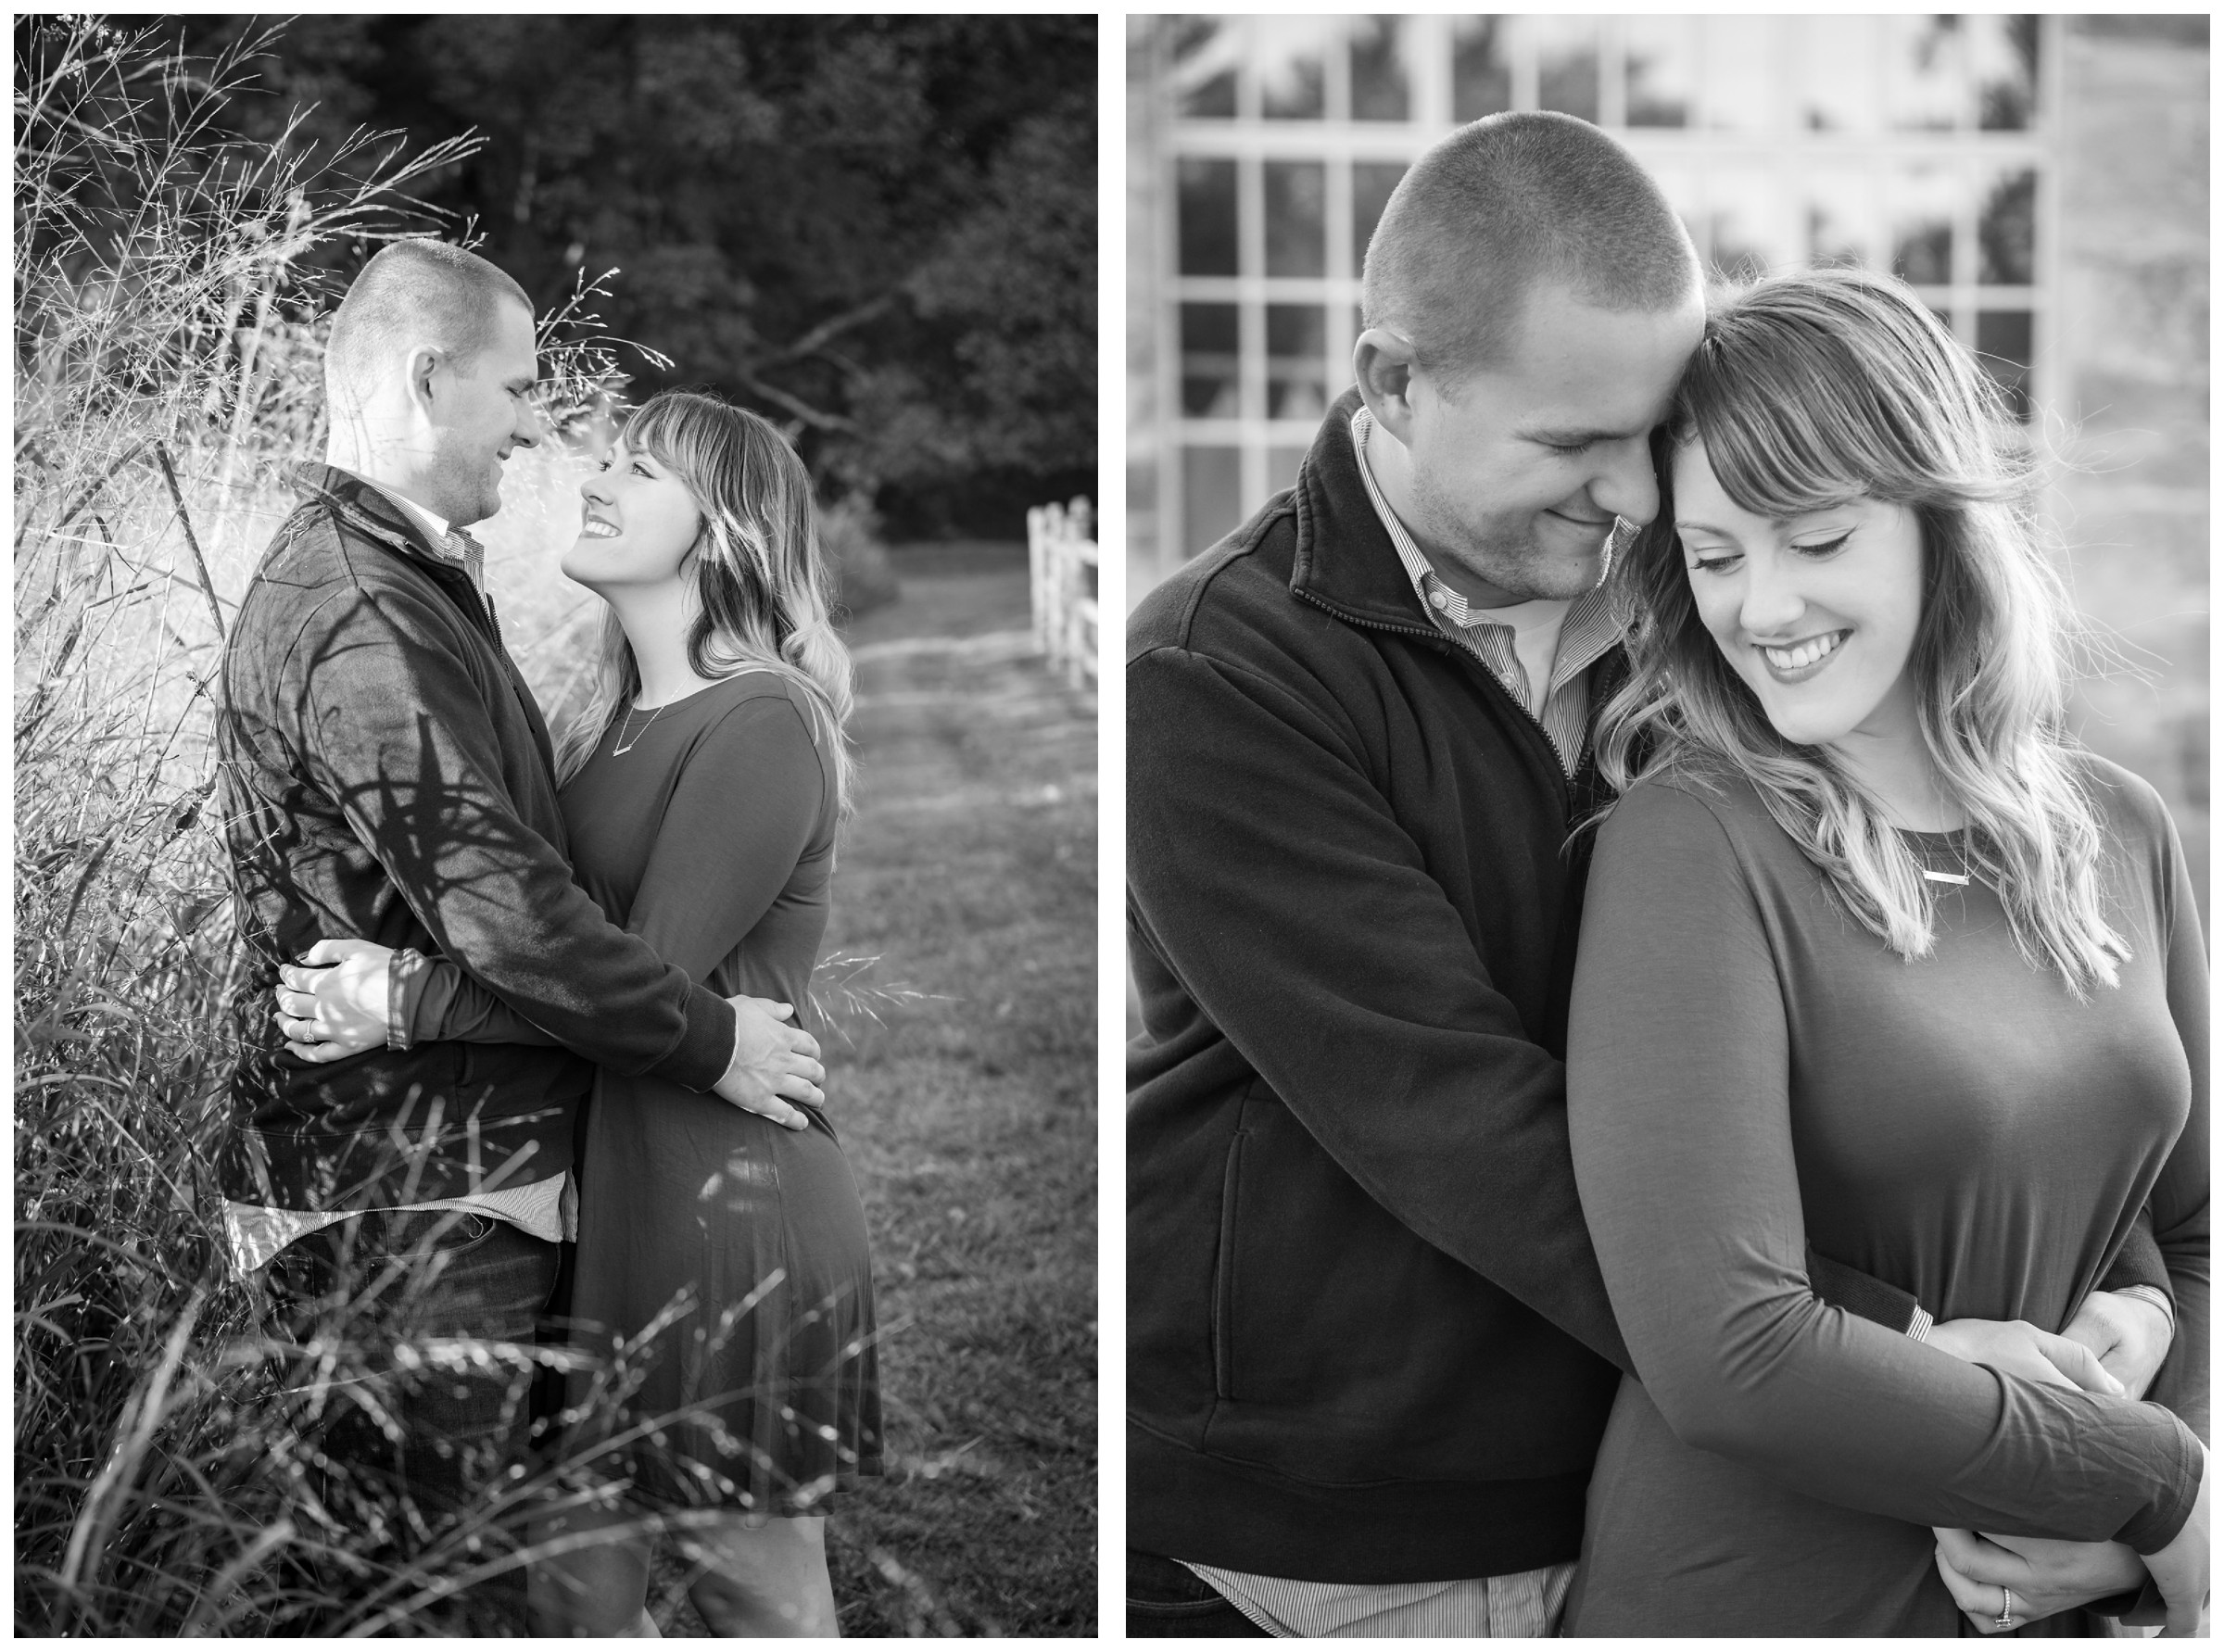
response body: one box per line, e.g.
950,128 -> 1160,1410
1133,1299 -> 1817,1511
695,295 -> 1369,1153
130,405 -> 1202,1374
215,239 -> 822,1583
1126,112 -> 2176,1636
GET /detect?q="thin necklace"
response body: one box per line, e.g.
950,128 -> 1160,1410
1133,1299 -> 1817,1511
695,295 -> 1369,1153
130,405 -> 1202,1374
611,700 -> 664,757
1916,828 -> 1975,888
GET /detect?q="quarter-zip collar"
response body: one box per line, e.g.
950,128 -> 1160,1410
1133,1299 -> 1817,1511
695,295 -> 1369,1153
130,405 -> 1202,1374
1286,389 -> 1450,637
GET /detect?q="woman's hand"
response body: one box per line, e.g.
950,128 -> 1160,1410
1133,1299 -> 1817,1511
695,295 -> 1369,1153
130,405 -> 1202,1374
273,937 -> 395,1061
1924,1317 -> 2126,1398
1931,1527 -> 2146,1633
2142,1442 -> 2210,1637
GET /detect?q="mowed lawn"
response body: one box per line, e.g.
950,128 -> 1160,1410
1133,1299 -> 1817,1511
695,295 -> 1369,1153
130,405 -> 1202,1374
652,541 -> 1097,1635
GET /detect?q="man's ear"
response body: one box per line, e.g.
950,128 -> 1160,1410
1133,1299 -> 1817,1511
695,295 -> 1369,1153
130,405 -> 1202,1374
402,344 -> 443,420
1353,327 -> 1422,445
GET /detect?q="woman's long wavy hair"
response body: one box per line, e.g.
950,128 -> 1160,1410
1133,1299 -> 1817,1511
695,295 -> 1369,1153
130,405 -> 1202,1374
552,390 -> 856,817
1593,266 -> 2127,999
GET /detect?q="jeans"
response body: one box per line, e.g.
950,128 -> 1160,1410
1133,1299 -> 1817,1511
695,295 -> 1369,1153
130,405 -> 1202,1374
260,1208 -> 560,1620
1128,1548 -> 1270,1637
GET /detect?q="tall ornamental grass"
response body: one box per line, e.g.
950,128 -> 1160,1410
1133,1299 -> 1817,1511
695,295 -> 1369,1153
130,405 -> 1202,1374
14,20 -> 841,1633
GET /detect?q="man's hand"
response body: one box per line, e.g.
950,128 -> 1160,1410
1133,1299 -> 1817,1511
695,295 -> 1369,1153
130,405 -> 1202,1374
1931,1526 -> 2147,1633
1925,1317 -> 2126,1398
2143,1442 -> 2210,1637
2062,1289 -> 2173,1400
711,996 -> 824,1129
277,937 -> 395,1060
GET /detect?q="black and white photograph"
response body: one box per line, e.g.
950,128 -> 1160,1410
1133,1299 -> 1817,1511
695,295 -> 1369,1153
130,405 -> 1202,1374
17,14 -> 1095,1635
1126,14 -> 2207,1638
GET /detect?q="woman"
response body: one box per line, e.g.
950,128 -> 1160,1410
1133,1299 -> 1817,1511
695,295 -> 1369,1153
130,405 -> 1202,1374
281,390 -> 879,1635
1562,269 -> 2207,1635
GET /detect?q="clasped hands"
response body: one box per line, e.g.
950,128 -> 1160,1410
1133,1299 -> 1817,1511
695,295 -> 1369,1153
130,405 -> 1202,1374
1924,1293 -> 2207,1636
272,936 -> 825,1129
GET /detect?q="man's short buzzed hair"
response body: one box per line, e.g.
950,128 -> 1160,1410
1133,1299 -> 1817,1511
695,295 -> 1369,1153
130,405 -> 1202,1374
323,239 -> 533,412
1361,110 -> 1700,385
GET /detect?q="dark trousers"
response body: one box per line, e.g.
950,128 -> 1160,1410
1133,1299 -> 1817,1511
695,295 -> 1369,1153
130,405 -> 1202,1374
1128,1548 -> 1270,1637
260,1208 -> 560,1623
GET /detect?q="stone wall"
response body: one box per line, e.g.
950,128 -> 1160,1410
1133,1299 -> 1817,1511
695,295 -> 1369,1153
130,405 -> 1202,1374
2050,15 -> 2209,915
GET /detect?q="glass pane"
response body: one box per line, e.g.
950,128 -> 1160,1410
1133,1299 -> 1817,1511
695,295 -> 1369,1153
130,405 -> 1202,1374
1797,16 -> 1879,133
1978,167 -> 2036,285
1453,17 -> 1512,120
1352,160 -> 1408,273
1177,158 -> 1238,276
1624,17 -> 1695,128
1536,17 -> 1601,122
1976,309 -> 2033,422
1257,18 -> 1326,120
1182,445 -> 1243,556
1698,18 -> 1774,132
1264,160 -> 1326,278
1267,304 -> 1328,422
1973,15 -> 2040,131
1804,168 -> 1878,269
1180,302 -> 1241,419
1887,15 -> 1963,132
1268,444 -> 1308,497
1171,17 -> 1235,119
1704,168 -> 1775,284
1350,16 -> 1410,122
1889,166 -> 1955,285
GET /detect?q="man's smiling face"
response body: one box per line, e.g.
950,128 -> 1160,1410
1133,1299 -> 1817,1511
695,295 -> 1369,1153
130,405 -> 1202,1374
1400,281 -> 1705,605
423,296 -> 541,528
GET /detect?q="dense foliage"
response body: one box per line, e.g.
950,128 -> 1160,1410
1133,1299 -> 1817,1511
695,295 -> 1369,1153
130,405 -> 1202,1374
168,14 -> 1098,528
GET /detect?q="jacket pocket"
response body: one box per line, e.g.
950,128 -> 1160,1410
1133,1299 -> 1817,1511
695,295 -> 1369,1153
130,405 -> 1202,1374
1211,1129 -> 1245,1399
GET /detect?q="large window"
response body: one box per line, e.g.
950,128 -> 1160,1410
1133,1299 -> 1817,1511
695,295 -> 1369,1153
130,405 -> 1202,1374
1145,15 -> 2053,566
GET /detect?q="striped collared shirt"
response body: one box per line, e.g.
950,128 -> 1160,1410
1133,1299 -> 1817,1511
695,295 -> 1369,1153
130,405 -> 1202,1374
1348,406 -> 1626,778
1182,1557 -> 1575,1638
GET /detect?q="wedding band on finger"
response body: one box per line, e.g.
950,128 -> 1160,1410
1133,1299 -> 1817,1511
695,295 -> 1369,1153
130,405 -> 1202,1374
1994,1585 -> 2014,1633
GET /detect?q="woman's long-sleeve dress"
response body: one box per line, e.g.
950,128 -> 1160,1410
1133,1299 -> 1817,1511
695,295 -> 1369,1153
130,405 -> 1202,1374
407,672 -> 881,1515
1563,757 -> 2206,1635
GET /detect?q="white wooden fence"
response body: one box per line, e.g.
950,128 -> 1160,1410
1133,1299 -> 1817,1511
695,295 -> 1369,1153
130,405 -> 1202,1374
1027,496 -> 1098,690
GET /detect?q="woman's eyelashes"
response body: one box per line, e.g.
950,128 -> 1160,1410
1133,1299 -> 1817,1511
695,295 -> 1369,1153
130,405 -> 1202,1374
1793,531 -> 1854,559
1684,530 -> 1855,575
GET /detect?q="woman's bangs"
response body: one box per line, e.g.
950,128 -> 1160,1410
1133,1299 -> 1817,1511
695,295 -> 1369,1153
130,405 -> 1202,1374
1684,348 -> 1874,524
630,393 -> 754,511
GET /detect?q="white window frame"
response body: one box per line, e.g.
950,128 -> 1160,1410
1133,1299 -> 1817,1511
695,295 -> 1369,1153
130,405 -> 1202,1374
1147,15 -> 2061,572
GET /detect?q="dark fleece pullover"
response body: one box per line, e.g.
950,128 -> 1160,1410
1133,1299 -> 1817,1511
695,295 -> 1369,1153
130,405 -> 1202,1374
1125,390 -> 2168,1585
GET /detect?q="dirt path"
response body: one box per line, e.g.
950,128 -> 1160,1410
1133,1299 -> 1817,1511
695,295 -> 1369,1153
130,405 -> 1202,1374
652,541 -> 1098,1636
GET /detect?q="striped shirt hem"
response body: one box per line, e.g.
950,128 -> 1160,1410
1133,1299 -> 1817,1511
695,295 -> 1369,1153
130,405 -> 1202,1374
1182,1557 -> 1576,1637
221,1170 -> 575,1278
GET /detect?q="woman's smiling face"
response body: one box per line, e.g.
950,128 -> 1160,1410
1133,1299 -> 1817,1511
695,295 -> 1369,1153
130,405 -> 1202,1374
561,437 -> 702,595
1673,437 -> 1926,757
